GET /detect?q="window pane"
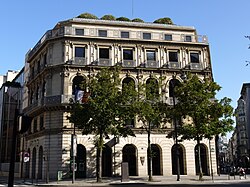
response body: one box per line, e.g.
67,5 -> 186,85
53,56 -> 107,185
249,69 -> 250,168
121,32 -> 129,38
75,47 -> 85,57
123,49 -> 133,60
143,33 -> 151,39
169,51 -> 178,62
190,53 -> 199,63
185,35 -> 192,42
75,29 -> 84,35
99,48 -> 109,59
165,34 -> 172,41
146,51 -> 156,61
99,30 -> 107,37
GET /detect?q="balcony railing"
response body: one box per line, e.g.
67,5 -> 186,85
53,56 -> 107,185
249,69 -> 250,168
71,57 -> 87,65
168,62 -> 180,69
145,61 -> 159,68
122,60 -> 136,67
190,63 -> 202,70
97,59 -> 112,66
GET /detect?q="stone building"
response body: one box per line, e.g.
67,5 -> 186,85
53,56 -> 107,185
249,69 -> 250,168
22,17 -> 216,180
234,83 -> 250,168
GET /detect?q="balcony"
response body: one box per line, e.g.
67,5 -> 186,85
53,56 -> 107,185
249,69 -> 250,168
190,63 -> 202,70
44,95 -> 74,105
97,59 -> 112,66
145,61 -> 159,68
168,62 -> 180,69
122,60 -> 136,67
71,57 -> 87,65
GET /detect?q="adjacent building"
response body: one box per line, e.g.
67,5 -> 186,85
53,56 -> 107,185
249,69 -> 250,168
234,83 -> 250,168
14,17 -> 216,180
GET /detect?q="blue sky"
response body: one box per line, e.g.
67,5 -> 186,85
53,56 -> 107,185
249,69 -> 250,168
1,0 -> 249,113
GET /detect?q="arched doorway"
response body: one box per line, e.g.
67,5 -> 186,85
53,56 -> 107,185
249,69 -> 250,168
148,144 -> 162,175
195,144 -> 209,175
122,144 -> 137,176
171,144 -> 186,175
32,147 -> 36,180
76,144 -> 86,178
102,145 -> 112,177
38,146 -> 43,179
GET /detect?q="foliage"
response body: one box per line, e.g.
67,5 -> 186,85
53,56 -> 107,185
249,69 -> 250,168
116,17 -> 131,22
77,12 -> 98,19
101,14 -> 116,20
132,77 -> 167,181
67,67 -> 136,182
172,74 -> 234,179
153,17 -> 173,25
132,18 -> 144,23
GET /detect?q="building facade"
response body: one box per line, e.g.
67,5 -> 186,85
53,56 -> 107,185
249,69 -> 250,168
22,18 -> 216,180
0,69 -> 23,176
234,83 -> 250,168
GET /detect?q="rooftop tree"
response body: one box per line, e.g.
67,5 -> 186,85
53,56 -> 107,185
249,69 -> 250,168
153,17 -> 173,25
101,14 -> 116,20
172,74 -> 234,180
67,67 -> 136,182
77,12 -> 98,19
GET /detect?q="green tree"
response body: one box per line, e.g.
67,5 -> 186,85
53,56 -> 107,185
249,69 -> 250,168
132,18 -> 144,23
77,12 -> 98,19
153,17 -> 173,25
101,14 -> 116,20
68,67 -> 135,182
116,17 -> 131,21
133,78 -> 166,181
173,75 -> 234,180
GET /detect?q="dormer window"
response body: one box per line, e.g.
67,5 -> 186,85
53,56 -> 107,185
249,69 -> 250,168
143,33 -> 151,39
75,28 -> 84,36
185,35 -> 192,42
98,30 -> 107,37
165,34 -> 172,41
121,31 -> 129,38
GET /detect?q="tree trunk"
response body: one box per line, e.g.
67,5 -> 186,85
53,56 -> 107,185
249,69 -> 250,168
148,124 -> 152,181
96,133 -> 103,182
197,137 -> 203,180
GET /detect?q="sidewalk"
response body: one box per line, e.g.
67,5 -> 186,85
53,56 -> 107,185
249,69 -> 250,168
1,174 -> 250,186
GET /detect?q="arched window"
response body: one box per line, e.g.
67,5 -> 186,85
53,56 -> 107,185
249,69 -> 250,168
122,144 -> 138,176
169,79 -> 180,97
146,78 -> 159,100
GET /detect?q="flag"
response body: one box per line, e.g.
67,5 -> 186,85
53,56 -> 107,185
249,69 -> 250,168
75,89 -> 84,103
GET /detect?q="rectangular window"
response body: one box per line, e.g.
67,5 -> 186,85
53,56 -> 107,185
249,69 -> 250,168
43,53 -> 47,65
33,119 -> 37,133
165,34 -> 172,41
146,50 -> 156,61
185,35 -> 192,42
143,33 -> 151,39
168,51 -> 178,62
121,31 -> 129,38
40,116 -> 44,130
99,48 -> 109,59
123,49 -> 133,60
75,47 -> 85,57
98,30 -> 107,37
75,28 -> 84,36
190,52 -> 199,63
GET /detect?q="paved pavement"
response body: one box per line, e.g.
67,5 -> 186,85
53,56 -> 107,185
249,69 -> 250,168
0,174 -> 250,186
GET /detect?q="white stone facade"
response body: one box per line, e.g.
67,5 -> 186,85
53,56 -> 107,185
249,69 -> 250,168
22,18 -> 216,180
